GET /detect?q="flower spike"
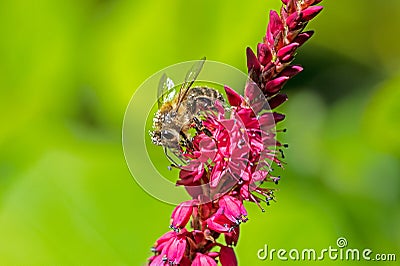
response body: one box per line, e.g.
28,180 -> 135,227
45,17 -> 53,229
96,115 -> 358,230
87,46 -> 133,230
148,0 -> 324,264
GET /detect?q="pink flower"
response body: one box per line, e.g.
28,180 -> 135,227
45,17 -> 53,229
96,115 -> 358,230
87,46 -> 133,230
220,246 -> 238,266
224,226 -> 240,246
150,229 -> 189,265
164,236 -> 187,264
206,207 -> 235,233
208,114 -> 251,188
218,195 -> 247,224
148,254 -> 166,266
152,230 -> 178,253
170,199 -> 198,231
174,84 -> 284,210
192,253 -> 217,266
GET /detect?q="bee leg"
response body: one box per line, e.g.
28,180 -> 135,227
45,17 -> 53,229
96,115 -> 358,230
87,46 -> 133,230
202,128 -> 213,137
164,146 -> 181,169
179,130 -> 193,150
192,117 -> 203,128
193,117 -> 213,137
187,140 -> 194,150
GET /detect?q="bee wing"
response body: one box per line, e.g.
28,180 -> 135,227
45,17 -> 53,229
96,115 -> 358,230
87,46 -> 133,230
157,73 -> 175,108
176,57 -> 206,111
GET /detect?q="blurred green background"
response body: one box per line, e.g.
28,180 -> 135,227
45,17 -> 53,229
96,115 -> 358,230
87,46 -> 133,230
1,0 -> 399,265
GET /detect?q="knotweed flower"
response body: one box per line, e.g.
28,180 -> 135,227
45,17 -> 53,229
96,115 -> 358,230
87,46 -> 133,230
148,0 -> 323,264
192,253 -> 217,266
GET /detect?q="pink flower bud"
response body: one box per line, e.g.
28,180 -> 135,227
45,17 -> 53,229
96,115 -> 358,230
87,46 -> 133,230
265,76 -> 289,94
286,0 -> 298,13
294,30 -> 314,47
207,252 -> 219,258
244,81 -> 266,114
273,112 -> 286,123
170,200 -> 196,230
277,43 -> 299,62
225,226 -> 240,246
224,85 -> 243,107
258,112 -> 277,128
286,12 -> 300,30
220,246 -> 238,266
257,43 -> 272,66
246,47 -> 261,74
279,65 -> 303,78
267,10 -> 283,47
303,0 -> 322,6
301,6 -> 323,22
268,93 -> 288,109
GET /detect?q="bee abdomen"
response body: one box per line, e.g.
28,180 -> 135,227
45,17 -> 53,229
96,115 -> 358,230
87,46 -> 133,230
188,87 -> 224,101
185,87 -> 224,113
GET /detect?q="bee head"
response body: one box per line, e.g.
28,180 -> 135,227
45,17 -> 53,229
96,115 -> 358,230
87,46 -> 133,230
160,129 -> 179,146
149,128 -> 179,147
149,130 -> 162,145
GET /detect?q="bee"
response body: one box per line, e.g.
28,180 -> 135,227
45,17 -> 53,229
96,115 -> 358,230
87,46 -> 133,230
150,58 -> 224,164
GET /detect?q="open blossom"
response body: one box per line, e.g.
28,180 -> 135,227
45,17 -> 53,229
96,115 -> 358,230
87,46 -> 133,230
148,0 -> 323,264
178,86 -> 283,210
192,253 -> 217,266
170,200 -> 198,231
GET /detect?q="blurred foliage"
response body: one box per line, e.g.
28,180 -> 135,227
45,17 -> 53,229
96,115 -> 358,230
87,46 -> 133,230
0,0 -> 399,265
